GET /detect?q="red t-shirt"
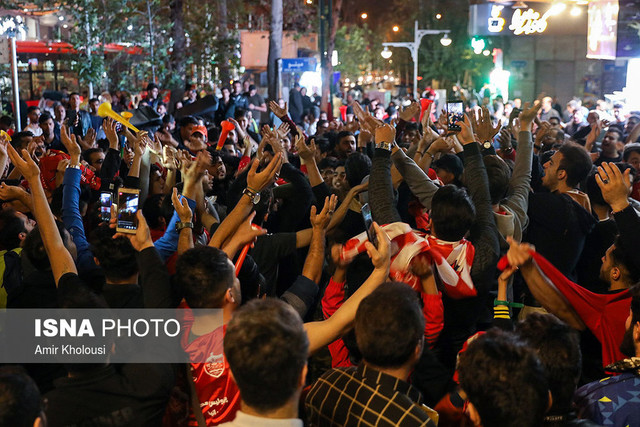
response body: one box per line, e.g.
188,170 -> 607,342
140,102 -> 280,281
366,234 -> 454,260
181,308 -> 240,426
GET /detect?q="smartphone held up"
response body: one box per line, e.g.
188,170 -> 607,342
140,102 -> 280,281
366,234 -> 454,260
116,188 -> 140,234
446,101 -> 464,132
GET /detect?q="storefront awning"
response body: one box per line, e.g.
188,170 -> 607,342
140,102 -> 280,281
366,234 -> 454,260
16,40 -> 143,55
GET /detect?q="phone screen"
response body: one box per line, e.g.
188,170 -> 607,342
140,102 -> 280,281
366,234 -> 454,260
447,101 -> 464,132
117,189 -> 140,233
100,192 -> 112,221
361,203 -> 377,248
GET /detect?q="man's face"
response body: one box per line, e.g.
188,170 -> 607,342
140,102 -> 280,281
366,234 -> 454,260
626,118 -> 640,134
211,158 -> 226,180
15,211 -> 35,234
89,101 -> 99,115
69,95 -> 81,110
227,129 -> 238,145
320,167 -> 335,183
572,110 -> 584,124
281,137 -> 291,153
181,123 -> 196,140
233,82 -> 242,94
157,104 -> 167,116
626,151 -> 640,171
542,98 -> 552,112
542,151 -> 563,190
223,143 -> 237,157
40,118 -> 55,138
338,135 -> 356,156
332,166 -> 347,191
88,151 -> 105,173
402,129 -> 419,145
55,105 -> 66,122
28,109 -> 40,124
601,131 -> 621,157
549,117 -> 561,129
151,87 -> 159,99
599,245 -> 616,286
237,116 -> 248,130
614,108 -> 625,122
150,170 -> 166,195
222,88 -> 230,99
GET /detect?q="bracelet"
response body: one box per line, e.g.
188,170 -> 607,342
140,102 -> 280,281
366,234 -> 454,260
375,141 -> 393,151
494,299 -> 524,308
67,164 -> 81,170
175,221 -> 194,232
422,150 -> 435,159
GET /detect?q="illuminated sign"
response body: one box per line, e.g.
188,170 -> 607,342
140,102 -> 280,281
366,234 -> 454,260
487,5 -> 564,35
587,0 -> 619,59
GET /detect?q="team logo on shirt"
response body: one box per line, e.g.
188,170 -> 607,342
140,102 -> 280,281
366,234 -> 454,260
204,353 -> 225,378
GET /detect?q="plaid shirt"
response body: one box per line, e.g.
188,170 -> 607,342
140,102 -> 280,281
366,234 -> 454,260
305,364 -> 438,427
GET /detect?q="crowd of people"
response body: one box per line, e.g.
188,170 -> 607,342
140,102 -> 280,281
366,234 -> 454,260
0,77 -> 640,427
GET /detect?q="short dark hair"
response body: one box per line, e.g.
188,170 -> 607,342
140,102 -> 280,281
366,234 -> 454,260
23,222 -> 72,271
557,143 -> 593,188
37,112 -> 53,125
26,106 -> 39,115
0,210 -> 26,251
224,299 -> 308,412
517,314 -> 581,417
82,147 -> 103,163
345,151 -> 371,188
179,116 -> 199,128
430,185 -> 475,241
318,157 -> 338,171
89,97 -> 99,104
146,83 -> 158,91
0,367 -> 43,427
10,132 -> 34,150
611,236 -> 640,283
336,131 -> 354,144
89,225 -> 138,281
606,128 -> 623,141
458,329 -> 549,427
355,282 -> 425,368
175,246 -> 235,308
234,108 -> 248,120
142,193 -> 167,229
484,155 -> 511,205
623,143 -> 640,162
0,115 -> 12,127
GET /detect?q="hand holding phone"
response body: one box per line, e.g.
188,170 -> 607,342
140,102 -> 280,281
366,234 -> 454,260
100,192 -> 113,221
116,188 -> 140,234
361,203 -> 377,248
447,101 -> 464,132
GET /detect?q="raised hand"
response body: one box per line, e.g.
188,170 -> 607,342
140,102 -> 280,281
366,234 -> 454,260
295,134 -> 315,162
471,107 -> 501,143
269,100 -> 288,117
457,113 -> 476,145
364,222 -> 391,272
596,162 -> 631,212
81,127 -> 97,150
275,122 -> 291,140
399,101 -> 420,122
103,118 -> 119,149
0,182 -> 29,201
60,124 -> 82,164
172,187 -> 193,223
112,210 -> 154,252
310,195 -> 338,230
7,144 -> 40,181
375,123 -> 396,144
247,152 -> 283,192
518,100 -> 543,131
506,236 -> 535,268
229,211 -> 267,249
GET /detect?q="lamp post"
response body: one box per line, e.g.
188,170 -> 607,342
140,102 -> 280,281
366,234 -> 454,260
382,20 -> 450,98
1,15 -> 24,131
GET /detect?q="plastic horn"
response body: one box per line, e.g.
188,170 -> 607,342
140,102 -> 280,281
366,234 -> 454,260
216,120 -> 235,150
419,98 -> 433,122
234,225 -> 262,276
97,102 -> 140,133
339,105 -> 348,122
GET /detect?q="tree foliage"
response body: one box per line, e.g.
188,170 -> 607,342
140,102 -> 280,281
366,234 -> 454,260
334,24 -> 384,81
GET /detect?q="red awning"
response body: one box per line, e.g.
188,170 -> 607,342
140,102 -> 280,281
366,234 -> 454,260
16,40 -> 143,55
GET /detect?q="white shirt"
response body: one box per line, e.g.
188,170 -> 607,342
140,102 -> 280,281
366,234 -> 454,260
217,411 -> 303,427
25,123 -> 42,136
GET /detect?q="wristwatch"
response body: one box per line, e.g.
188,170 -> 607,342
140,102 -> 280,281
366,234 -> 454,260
67,164 -> 81,170
243,187 -> 261,204
175,221 -> 194,232
483,141 -> 492,149
375,141 -> 393,151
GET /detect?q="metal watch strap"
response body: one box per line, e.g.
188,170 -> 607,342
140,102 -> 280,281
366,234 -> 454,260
375,141 -> 393,151
175,221 -> 194,232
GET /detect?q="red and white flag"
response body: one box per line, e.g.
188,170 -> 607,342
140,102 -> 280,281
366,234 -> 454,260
341,222 -> 476,299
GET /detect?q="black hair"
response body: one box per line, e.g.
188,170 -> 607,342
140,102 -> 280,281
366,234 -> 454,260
10,132 -> 34,150
89,224 -> 138,281
179,116 -> 199,127
234,108 -> 248,120
82,147 -> 103,163
430,185 -> 475,241
26,106 -> 40,114
23,222 -> 72,271
175,246 -> 235,308
345,151 -> 371,188
484,155 -> 512,205
0,367 -> 43,427
458,328 -> 549,427
0,116 -> 12,127
224,299 -> 308,412
355,282 -> 425,368
611,236 -> 640,284
517,314 -> 581,417
146,83 -> 158,91
318,157 -> 338,171
0,209 -> 27,250
37,112 -> 53,125
558,143 -> 593,188
606,127 -> 623,141
162,114 -> 175,125
142,193 -> 167,230
89,97 -> 99,104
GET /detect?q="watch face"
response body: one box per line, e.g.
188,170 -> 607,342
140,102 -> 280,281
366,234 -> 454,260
483,141 -> 492,149
253,193 -> 261,204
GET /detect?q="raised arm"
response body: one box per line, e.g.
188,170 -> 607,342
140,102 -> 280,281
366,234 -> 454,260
304,222 -> 390,354
7,144 -> 76,284
391,144 -> 440,210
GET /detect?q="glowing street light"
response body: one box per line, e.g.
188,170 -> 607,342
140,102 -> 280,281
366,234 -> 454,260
361,12 -> 368,19
435,13 -> 442,20
392,25 -> 400,32
382,20 -> 451,97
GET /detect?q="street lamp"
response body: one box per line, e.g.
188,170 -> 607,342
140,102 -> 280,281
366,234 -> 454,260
382,20 -> 451,98
392,25 -> 399,32
360,12 -> 368,19
381,47 -> 392,59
